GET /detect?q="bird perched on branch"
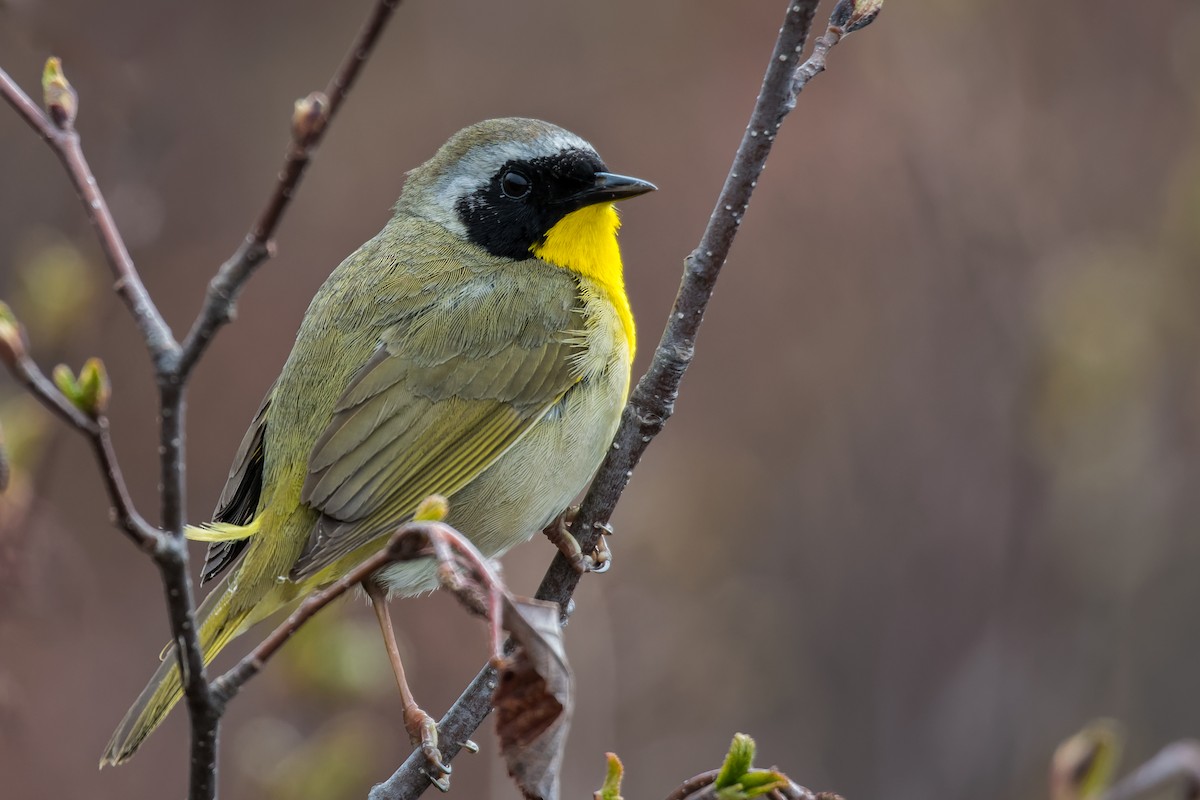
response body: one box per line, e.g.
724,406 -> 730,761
102,118 -> 654,777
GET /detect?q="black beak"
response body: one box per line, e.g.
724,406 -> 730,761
567,172 -> 657,207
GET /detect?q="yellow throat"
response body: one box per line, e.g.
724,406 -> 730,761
531,202 -> 636,357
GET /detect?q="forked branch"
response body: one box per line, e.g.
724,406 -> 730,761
369,1 -> 882,797
0,2 -> 403,798
177,0 -> 404,377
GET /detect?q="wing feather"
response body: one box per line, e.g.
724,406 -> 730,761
201,382 -> 275,584
290,272 -> 583,580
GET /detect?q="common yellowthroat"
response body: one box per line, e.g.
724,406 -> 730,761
102,118 -> 654,769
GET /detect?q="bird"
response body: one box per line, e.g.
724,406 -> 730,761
101,117 -> 654,776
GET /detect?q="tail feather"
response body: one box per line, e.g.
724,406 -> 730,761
100,574 -> 248,766
185,521 -> 260,543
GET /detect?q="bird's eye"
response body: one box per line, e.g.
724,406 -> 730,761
500,169 -> 531,199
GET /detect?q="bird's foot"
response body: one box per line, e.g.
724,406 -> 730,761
543,506 -> 612,574
406,706 -> 452,791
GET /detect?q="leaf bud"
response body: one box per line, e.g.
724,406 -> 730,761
42,57 -> 78,129
0,301 -> 27,369
830,0 -> 883,33
291,91 -> 329,146
77,357 -> 111,417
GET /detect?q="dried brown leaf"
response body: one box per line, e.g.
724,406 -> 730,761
495,596 -> 573,800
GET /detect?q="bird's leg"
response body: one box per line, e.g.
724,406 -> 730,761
542,505 -> 612,574
363,578 -> 453,791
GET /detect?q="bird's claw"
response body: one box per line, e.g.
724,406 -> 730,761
543,508 -> 614,575
588,533 -> 612,573
462,739 -> 480,754
410,710 -> 452,789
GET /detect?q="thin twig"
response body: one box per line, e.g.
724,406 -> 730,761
177,0 -> 404,377
1098,741 -> 1200,800
2,352 -> 162,552
538,3 -> 853,612
163,2 -> 405,788
663,768 -> 818,800
210,519 -> 498,706
0,70 -> 178,370
0,57 -> 216,800
368,2 -> 875,797
1,1 -> 403,797
664,769 -> 720,800
789,26 -> 844,103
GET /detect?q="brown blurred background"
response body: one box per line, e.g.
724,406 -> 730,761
2,0 -> 1200,798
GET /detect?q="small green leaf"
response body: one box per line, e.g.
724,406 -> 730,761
77,357 -> 110,416
52,359 -> 109,417
745,771 -> 789,798
593,752 -> 624,800
715,733 -> 757,790
52,363 -> 80,402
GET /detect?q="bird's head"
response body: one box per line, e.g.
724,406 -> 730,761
397,117 -> 655,264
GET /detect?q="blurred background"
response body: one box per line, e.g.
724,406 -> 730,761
1,0 -> 1199,797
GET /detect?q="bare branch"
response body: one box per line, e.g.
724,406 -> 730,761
541,3 -> 861,611
663,769 -> 723,800
2,3 -> 404,797
0,67 -> 178,370
209,523 -> 425,705
177,0 -> 405,377
0,60 -> 218,798
368,1 -> 883,796
211,517 -> 507,706
1,341 -> 162,553
789,23 -> 844,101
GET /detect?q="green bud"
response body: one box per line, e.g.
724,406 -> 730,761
715,733 -> 756,790
53,358 -> 110,418
77,357 -> 111,416
0,301 -> 27,369
52,363 -> 79,401
42,57 -> 78,130
830,0 -> 883,33
593,752 -> 624,800
712,734 -> 788,800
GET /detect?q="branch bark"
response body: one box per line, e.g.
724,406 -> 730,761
0,1 -> 402,797
369,1 -> 877,797
3,345 -> 162,553
663,769 -> 815,800
2,0 -> 881,796
0,70 -> 176,370
176,0 -> 403,378
210,517 -> 491,708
